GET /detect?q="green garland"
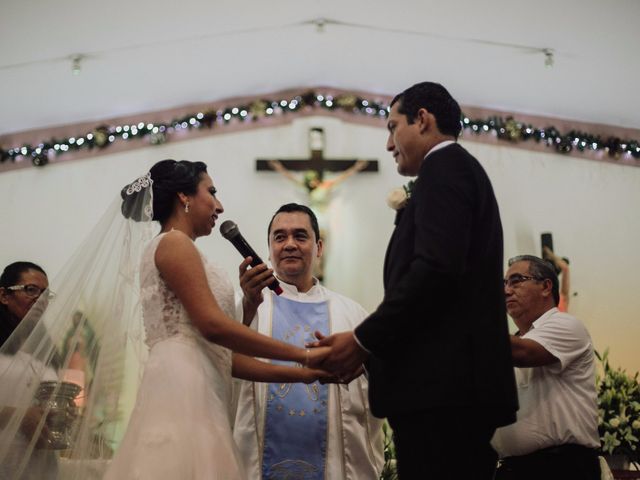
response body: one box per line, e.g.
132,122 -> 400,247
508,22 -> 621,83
1,90 -> 639,167
462,115 -> 640,160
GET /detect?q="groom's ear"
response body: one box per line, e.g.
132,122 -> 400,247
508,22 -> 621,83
316,238 -> 324,258
416,108 -> 432,134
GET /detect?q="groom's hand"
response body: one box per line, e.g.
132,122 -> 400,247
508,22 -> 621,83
319,365 -> 364,385
309,331 -> 368,377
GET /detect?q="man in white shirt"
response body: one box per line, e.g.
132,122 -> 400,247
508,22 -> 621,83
233,203 -> 384,479
492,255 -> 600,480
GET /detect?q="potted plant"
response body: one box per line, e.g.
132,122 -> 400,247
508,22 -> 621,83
596,349 -> 640,470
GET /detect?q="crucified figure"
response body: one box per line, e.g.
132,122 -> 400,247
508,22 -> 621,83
267,159 -> 369,281
543,246 -> 571,312
267,159 -> 369,211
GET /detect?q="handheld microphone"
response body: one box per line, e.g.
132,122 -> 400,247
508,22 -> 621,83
220,220 -> 283,295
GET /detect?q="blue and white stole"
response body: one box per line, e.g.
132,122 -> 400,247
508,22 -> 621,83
262,293 -> 330,480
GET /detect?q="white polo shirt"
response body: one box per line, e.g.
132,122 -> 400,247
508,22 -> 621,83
491,308 -> 600,457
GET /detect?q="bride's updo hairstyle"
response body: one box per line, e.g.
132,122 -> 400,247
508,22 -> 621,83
121,159 -> 207,223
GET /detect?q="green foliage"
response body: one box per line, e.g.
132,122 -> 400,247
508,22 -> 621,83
402,180 -> 415,199
596,349 -> 640,467
4,90 -> 640,168
380,421 -> 398,480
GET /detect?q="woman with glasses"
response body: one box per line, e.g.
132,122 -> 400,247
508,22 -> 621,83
0,262 -> 59,479
0,161 -> 332,479
0,261 -> 52,348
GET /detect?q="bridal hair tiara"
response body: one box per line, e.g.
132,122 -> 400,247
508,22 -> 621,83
122,172 -> 154,221
125,172 -> 152,196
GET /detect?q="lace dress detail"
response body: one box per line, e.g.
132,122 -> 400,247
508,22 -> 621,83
104,232 -> 245,479
139,234 -> 236,387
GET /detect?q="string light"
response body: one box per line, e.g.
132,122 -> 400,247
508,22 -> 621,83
1,90 -> 638,168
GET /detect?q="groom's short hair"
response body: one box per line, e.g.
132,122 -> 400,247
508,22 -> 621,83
392,82 -> 462,139
267,203 -> 320,243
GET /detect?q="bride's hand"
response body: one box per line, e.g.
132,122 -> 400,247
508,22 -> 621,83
322,365 -> 365,385
299,365 -> 363,385
300,368 -> 331,384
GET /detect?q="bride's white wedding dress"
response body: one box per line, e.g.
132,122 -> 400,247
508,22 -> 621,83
104,233 -> 245,479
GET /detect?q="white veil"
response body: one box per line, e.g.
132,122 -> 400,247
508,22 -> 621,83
0,173 -> 157,479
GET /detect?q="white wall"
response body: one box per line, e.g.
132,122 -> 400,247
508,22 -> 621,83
1,116 -> 638,372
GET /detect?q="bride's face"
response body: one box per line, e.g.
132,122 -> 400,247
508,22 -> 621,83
188,173 -> 224,237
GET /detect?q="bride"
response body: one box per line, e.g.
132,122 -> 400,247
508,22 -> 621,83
104,159 -> 330,479
0,159 -> 329,480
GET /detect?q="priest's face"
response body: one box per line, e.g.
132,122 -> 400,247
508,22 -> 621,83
268,211 -> 322,290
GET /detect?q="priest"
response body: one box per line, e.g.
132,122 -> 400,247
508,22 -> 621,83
233,203 -> 384,479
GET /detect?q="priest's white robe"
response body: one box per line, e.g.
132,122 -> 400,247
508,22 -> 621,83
233,280 -> 384,479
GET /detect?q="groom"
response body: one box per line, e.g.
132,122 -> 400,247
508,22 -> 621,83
315,82 -> 519,479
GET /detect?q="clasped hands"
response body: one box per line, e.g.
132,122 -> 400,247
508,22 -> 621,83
238,258 -> 368,384
305,331 -> 369,384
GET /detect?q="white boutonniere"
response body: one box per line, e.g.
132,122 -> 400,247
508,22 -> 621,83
386,180 -> 415,211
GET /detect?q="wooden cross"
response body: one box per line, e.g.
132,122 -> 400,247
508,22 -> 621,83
256,127 -> 378,178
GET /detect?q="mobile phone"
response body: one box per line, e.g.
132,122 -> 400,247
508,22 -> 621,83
541,232 -> 553,257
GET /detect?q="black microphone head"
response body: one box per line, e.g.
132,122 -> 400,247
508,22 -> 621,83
220,220 -> 240,240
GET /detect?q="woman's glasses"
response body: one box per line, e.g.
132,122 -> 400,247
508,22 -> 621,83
7,284 -> 56,299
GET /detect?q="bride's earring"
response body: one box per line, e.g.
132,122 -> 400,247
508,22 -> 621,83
184,201 -> 190,213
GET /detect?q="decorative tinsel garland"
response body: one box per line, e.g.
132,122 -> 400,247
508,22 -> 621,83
1,90 -> 638,167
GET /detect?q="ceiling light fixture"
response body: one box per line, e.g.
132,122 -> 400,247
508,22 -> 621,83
71,55 -> 84,75
543,49 -> 554,68
313,18 -> 327,33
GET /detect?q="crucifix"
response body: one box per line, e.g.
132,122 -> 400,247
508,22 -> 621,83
256,127 -> 379,281
256,127 -> 378,192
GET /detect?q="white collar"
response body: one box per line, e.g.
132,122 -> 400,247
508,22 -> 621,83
515,307 -> 558,336
532,307 -> 559,329
424,140 -> 456,159
276,276 -> 322,298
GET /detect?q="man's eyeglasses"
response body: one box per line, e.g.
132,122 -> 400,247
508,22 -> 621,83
6,284 -> 56,299
503,274 -> 543,289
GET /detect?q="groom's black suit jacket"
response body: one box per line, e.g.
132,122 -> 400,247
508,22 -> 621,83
355,143 -> 518,426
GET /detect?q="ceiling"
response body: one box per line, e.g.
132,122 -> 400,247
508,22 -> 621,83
1,0 -> 639,137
